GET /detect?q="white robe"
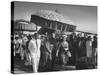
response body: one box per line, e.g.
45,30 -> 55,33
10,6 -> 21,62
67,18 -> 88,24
86,40 -> 92,58
28,38 -> 41,72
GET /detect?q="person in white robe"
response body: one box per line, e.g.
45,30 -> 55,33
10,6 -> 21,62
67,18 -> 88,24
86,36 -> 92,58
28,33 -> 41,72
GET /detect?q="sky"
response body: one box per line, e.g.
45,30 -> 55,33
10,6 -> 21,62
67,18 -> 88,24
14,1 -> 97,34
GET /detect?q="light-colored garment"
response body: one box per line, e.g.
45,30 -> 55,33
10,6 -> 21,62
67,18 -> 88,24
28,38 -> 41,73
61,41 -> 69,51
60,41 -> 71,65
86,40 -> 92,57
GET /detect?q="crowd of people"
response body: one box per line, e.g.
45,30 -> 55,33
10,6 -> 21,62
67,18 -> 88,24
13,30 -> 97,72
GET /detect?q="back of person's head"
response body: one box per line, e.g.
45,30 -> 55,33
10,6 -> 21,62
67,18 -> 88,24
77,34 -> 81,38
70,34 -> 73,39
27,35 -> 32,40
15,37 -> 18,40
87,36 -> 91,40
93,36 -> 97,40
33,33 -> 38,39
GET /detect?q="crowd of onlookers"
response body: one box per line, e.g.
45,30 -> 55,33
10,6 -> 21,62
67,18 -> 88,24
12,31 -> 97,72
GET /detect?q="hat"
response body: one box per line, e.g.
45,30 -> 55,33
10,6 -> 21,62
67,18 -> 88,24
61,31 -> 68,37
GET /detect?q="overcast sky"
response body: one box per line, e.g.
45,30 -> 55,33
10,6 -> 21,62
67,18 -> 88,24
14,1 -> 97,34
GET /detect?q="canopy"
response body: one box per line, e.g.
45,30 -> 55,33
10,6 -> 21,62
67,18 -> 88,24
38,28 -> 56,34
14,20 -> 37,31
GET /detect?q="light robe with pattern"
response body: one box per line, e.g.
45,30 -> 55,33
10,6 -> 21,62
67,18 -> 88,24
59,40 -> 71,65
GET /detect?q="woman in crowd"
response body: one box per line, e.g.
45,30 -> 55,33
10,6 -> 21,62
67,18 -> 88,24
17,36 -> 23,60
58,33 -> 71,66
21,35 -> 29,62
24,35 -> 32,65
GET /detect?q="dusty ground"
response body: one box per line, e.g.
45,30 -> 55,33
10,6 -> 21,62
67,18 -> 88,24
13,57 -> 76,74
